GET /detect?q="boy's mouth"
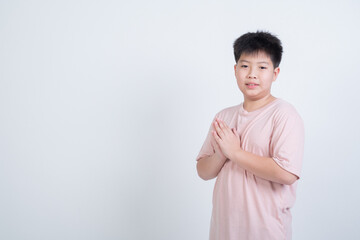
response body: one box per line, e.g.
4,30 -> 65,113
245,83 -> 259,89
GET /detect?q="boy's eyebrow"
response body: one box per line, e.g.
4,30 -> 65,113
239,60 -> 269,65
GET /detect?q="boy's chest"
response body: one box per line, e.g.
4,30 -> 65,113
227,114 -> 274,155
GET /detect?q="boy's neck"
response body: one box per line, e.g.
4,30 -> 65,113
243,95 -> 277,112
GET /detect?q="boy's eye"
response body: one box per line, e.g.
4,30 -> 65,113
240,65 -> 248,68
260,66 -> 267,69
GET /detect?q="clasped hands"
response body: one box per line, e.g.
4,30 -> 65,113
212,118 -> 242,161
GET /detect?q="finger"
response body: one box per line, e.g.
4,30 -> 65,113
212,135 -> 221,151
232,128 -> 238,136
212,130 -> 221,143
232,128 -> 241,144
218,119 -> 232,133
216,118 -> 225,128
213,120 -> 225,138
212,134 -> 225,157
216,118 -> 228,133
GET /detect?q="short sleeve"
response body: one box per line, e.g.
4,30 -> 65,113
270,109 -> 305,179
196,115 -> 218,161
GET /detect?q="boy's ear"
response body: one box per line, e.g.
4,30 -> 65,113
272,67 -> 280,82
234,64 -> 237,73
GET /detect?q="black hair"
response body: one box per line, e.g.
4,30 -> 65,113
233,31 -> 283,68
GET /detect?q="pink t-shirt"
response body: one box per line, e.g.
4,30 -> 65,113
196,98 -> 305,240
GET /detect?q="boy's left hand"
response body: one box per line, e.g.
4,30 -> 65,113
212,118 -> 241,160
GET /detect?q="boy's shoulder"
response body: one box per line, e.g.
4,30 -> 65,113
214,103 -> 242,118
273,98 -> 301,113
272,98 -> 304,124
273,98 -> 299,113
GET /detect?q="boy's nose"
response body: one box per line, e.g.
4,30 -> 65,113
247,69 -> 257,79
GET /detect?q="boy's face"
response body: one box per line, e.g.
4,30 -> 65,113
234,51 -> 280,102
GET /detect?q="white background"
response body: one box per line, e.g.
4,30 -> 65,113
1,0 -> 360,239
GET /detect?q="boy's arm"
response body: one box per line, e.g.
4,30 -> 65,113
230,150 -> 298,185
213,118 -> 298,185
196,155 -> 227,181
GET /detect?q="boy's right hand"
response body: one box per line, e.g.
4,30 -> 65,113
211,120 -> 227,161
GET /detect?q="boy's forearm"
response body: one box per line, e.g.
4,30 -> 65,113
230,149 -> 298,185
197,155 -> 227,181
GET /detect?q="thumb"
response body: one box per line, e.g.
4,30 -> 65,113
233,128 -> 242,144
232,128 -> 238,136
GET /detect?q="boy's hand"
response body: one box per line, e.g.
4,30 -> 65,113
212,118 -> 241,160
211,131 -> 227,161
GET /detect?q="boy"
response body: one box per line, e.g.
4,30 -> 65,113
196,31 -> 304,240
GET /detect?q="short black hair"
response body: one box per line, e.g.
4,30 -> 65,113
233,31 -> 283,68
